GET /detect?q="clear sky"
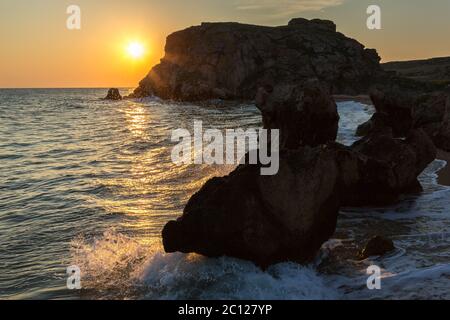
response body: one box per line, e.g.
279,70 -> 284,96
1,0 -> 449,88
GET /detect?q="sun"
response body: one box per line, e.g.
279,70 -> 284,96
126,42 -> 145,59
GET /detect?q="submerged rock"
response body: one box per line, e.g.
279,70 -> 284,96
130,18 -> 385,101
255,81 -> 339,149
358,236 -> 395,259
104,88 -> 122,100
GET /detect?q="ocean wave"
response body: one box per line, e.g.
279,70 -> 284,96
70,230 -> 339,300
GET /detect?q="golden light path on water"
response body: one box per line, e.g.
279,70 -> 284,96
3,89 -> 449,299
91,100 -> 237,246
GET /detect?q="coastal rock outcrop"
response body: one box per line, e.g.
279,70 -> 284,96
255,81 -> 339,149
343,128 -> 437,206
162,79 -> 437,266
104,88 -> 122,100
130,18 -> 385,101
161,132 -> 435,266
162,146 -> 342,268
356,87 -> 450,151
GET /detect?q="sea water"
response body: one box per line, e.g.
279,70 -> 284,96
0,89 -> 449,299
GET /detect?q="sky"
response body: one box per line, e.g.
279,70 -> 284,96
0,0 -> 449,88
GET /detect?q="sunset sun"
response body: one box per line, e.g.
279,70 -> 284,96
126,41 -> 145,59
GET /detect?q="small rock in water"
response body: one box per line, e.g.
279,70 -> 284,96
358,235 -> 395,259
105,88 -> 122,100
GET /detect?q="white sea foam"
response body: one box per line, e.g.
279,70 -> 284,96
68,100 -> 450,300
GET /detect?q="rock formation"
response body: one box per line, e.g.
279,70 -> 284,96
344,128 -> 437,206
104,88 -> 122,100
162,83 -> 436,267
255,81 -> 339,149
356,86 -> 450,151
163,146 -> 341,268
130,18 -> 385,101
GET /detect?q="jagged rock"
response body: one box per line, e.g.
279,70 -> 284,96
104,88 -> 122,100
255,81 -> 339,149
129,18 -> 385,101
368,86 -> 418,136
415,93 -> 450,151
163,146 -> 342,268
161,131 -> 435,266
356,87 -> 450,151
348,128 -> 437,203
358,236 -> 395,259
161,81 -> 436,266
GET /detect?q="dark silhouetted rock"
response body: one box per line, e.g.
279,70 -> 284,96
357,87 -> 450,151
255,81 -> 339,149
105,88 -> 122,100
358,236 -> 395,259
162,146 -> 342,268
129,18 -> 385,101
415,93 -> 450,151
348,129 -> 437,204
161,134 -> 434,266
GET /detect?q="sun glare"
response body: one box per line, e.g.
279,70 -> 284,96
126,42 -> 145,59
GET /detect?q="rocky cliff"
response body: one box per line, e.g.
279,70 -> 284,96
130,18 -> 385,101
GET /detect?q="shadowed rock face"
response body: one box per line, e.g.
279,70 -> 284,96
161,84 -> 436,267
130,18 -> 384,101
356,86 -> 450,151
255,81 -> 339,149
345,129 -> 437,206
162,131 -> 436,267
162,146 -> 342,268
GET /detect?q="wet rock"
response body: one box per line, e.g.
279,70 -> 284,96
357,87 -> 450,151
415,93 -> 450,151
162,146 -> 342,268
348,128 -> 437,203
255,81 -> 339,149
161,84 -> 436,267
130,18 -> 385,101
104,88 -> 122,100
358,235 -> 395,259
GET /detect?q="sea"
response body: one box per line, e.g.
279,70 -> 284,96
0,88 -> 449,300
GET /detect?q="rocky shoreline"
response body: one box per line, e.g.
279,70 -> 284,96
121,17 -> 450,268
162,80 -> 438,267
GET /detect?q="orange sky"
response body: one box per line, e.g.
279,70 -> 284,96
1,0 -> 449,88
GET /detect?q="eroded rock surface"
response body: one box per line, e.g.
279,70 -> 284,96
255,81 -> 339,149
130,18 -> 384,101
357,86 -> 450,151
